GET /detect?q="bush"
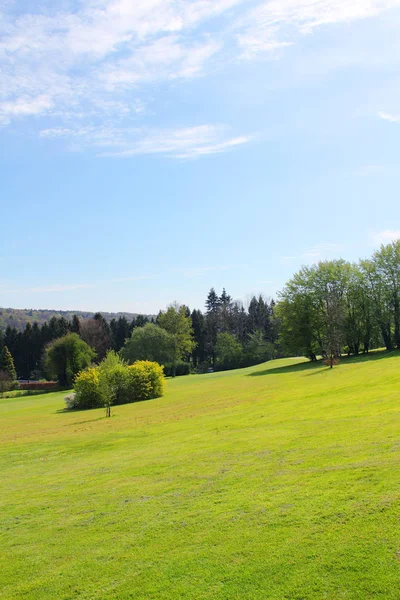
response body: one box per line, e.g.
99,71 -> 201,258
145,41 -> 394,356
96,351 -> 128,405
0,371 -> 14,396
69,356 -> 165,410
19,381 -> 58,391
163,362 -> 190,377
64,393 -> 79,410
128,361 -> 165,400
74,367 -> 103,409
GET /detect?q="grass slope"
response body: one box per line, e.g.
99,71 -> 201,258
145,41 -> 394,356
1,353 -> 400,599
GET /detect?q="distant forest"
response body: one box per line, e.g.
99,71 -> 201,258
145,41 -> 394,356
0,308 -> 151,332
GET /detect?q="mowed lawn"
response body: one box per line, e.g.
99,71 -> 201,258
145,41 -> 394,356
1,353 -> 400,599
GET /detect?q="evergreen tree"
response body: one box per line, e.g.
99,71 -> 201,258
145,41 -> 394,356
71,314 -> 81,334
135,315 -> 149,328
205,288 -> 221,365
220,288 -> 233,332
191,309 -> 206,366
111,316 -> 130,351
0,346 -> 17,380
4,326 -> 18,356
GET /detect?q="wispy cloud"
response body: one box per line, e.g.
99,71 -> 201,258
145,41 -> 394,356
379,111 -> 400,123
170,264 -> 246,277
2,266 -> 245,295
3,275 -> 154,295
371,230 -> 400,246
41,124 -> 253,158
237,0 -> 400,58
3,283 -> 93,294
280,242 -> 344,265
1,0 -> 400,154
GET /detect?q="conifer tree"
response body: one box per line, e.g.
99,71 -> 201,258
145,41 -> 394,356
0,346 -> 17,380
71,314 -> 81,334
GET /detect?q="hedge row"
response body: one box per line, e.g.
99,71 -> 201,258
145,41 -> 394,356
163,362 -> 191,377
19,381 -> 58,391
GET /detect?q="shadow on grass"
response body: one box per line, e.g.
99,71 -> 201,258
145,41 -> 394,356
248,349 -> 400,377
55,395 -> 161,416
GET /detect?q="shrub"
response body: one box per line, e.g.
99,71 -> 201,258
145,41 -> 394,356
69,357 -> 165,410
0,371 -> 14,396
163,362 -> 190,377
128,361 -> 165,401
64,393 -> 79,410
73,367 -> 103,409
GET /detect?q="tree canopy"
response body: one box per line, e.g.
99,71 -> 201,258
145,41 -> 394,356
44,333 -> 95,386
121,323 -> 177,366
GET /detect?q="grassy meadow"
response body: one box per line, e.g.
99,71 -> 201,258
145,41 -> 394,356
1,352 -> 400,599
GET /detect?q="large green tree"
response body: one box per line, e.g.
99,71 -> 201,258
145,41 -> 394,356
158,304 -> 195,361
44,333 -> 95,387
369,240 -> 400,348
277,260 -> 352,363
121,323 -> 176,366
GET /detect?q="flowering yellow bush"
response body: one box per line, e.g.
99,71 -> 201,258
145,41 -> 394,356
73,367 -> 102,409
128,360 -> 165,401
68,355 -> 165,411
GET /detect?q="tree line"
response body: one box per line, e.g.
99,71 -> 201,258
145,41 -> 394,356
2,239 -> 400,381
277,240 -> 400,365
0,290 -> 278,380
0,313 -> 151,380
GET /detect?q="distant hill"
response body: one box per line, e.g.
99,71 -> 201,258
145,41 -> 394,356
0,308 -> 148,331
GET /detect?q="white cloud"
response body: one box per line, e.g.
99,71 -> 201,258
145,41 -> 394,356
371,230 -> 400,246
1,0 -> 400,153
53,124 -> 254,158
237,0 -> 400,58
379,111 -> 400,122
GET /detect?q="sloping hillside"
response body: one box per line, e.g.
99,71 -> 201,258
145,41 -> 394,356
1,352 -> 400,599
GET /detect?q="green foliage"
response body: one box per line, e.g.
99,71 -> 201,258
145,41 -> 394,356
0,370 -> 14,396
158,304 -> 195,361
73,367 -> 103,409
246,330 -> 275,364
215,332 -> 244,370
121,323 -> 176,365
0,346 -> 16,380
163,362 -> 190,377
70,354 -> 165,410
127,361 -> 165,401
44,333 -> 95,386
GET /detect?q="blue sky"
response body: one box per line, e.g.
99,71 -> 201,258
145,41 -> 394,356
1,0 -> 400,314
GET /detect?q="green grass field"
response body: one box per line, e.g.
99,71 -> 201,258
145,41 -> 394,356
1,352 -> 400,599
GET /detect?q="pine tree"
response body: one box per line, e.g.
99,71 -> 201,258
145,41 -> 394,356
220,288 -> 232,332
0,346 -> 17,380
71,314 -> 81,334
205,288 -> 221,366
